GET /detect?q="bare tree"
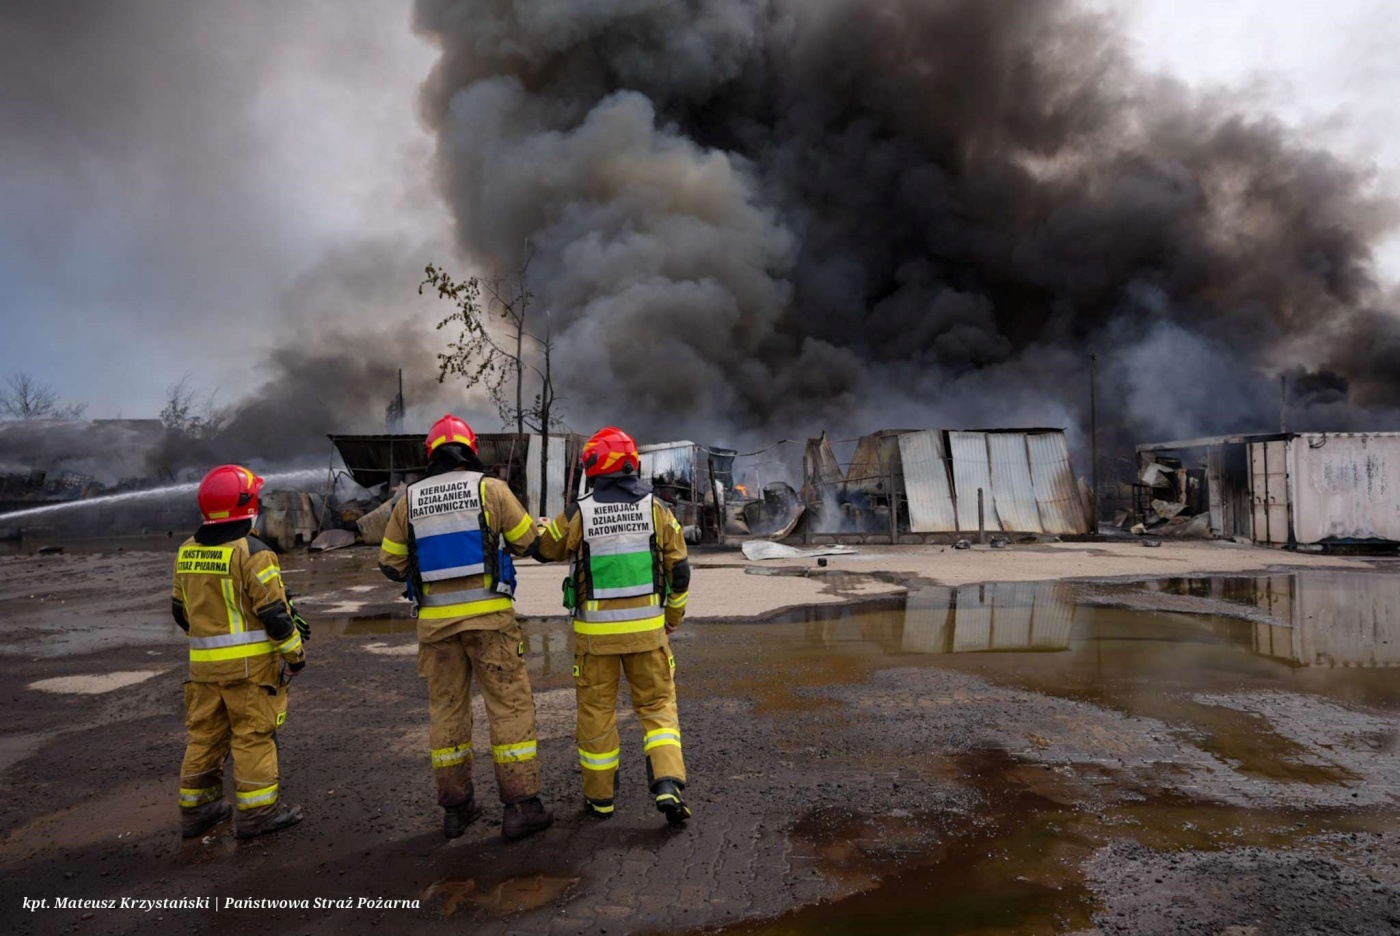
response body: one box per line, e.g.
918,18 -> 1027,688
422,256 -> 569,512
423,248 -> 538,431
0,371 -> 87,420
160,375 -> 227,439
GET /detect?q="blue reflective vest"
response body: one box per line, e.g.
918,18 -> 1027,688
406,471 -> 516,598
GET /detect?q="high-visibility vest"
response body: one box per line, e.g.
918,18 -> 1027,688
406,471 -> 516,619
175,539 -> 296,667
571,493 -> 664,634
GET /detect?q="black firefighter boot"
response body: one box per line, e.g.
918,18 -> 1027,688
181,801 -> 232,840
584,766 -> 618,819
443,785 -> 484,840
502,798 -> 553,842
235,803 -> 305,840
652,780 -> 691,827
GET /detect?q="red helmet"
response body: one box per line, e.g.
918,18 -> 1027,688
582,426 -> 640,478
197,465 -> 264,525
425,414 -> 478,458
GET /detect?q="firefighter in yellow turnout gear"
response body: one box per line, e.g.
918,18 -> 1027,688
172,465 -> 309,840
535,427 -> 693,826
378,415 -> 553,841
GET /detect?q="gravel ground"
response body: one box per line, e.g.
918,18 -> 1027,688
1,540 -> 1397,935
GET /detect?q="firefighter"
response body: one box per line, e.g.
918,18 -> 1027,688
172,465 -> 309,840
534,427 -> 692,826
378,415 -> 553,841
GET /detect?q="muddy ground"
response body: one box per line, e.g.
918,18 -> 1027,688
1,538 -> 1398,935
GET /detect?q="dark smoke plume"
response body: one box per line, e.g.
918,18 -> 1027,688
414,0 -> 1400,449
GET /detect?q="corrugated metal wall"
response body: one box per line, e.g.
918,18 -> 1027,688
900,430 -> 1087,535
1027,433 -> 1089,534
950,432 -> 1001,532
987,434 -> 1042,534
897,431 -> 957,532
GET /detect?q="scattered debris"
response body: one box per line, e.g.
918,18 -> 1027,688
355,495 -> 398,546
1141,538 -> 1162,548
36,545 -> 63,555
1151,499 -> 1187,522
953,539 -> 973,550
309,529 -> 356,552
1130,523 -> 1147,535
989,534 -> 1010,549
741,541 -> 857,561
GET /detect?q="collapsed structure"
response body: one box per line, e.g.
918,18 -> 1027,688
1133,432 -> 1400,549
765,428 -> 1091,543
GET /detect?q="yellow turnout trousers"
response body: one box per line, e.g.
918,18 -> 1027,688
179,678 -> 288,823
574,640 -> 684,804
418,621 -> 541,806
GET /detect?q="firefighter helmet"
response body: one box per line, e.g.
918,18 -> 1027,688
582,426 -> 640,478
197,465 -> 264,525
425,414 -> 478,458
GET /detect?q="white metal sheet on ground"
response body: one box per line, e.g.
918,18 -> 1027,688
950,432 -> 1001,533
1027,433 -> 1089,534
898,431 -> 958,533
1289,434 -> 1400,544
987,434 -> 1042,534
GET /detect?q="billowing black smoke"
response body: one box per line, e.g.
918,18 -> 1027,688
413,0 -> 1400,449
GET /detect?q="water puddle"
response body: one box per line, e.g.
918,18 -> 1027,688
422,872 -> 580,917
712,751 -> 1397,936
699,569 -> 1400,936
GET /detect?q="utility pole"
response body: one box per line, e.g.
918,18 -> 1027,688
1089,351 -> 1099,534
1279,374 -> 1287,434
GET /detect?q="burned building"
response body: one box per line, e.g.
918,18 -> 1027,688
759,428 -> 1091,544
325,432 -> 585,541
1136,432 -> 1400,549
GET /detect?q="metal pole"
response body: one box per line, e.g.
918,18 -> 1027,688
1089,351 -> 1099,535
1280,374 -> 1287,434
977,487 -> 986,545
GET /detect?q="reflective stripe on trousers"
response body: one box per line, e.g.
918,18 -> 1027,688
179,785 -> 223,808
644,727 -> 681,751
432,742 -> 473,768
492,741 -> 537,763
578,747 -> 621,771
236,783 -> 278,810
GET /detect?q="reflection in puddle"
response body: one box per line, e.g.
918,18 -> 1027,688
778,570 -> 1400,675
1151,571 -> 1400,668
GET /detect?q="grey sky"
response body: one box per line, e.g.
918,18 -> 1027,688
0,0 -> 1396,420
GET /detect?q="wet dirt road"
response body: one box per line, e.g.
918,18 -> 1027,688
1,542 -> 1398,935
